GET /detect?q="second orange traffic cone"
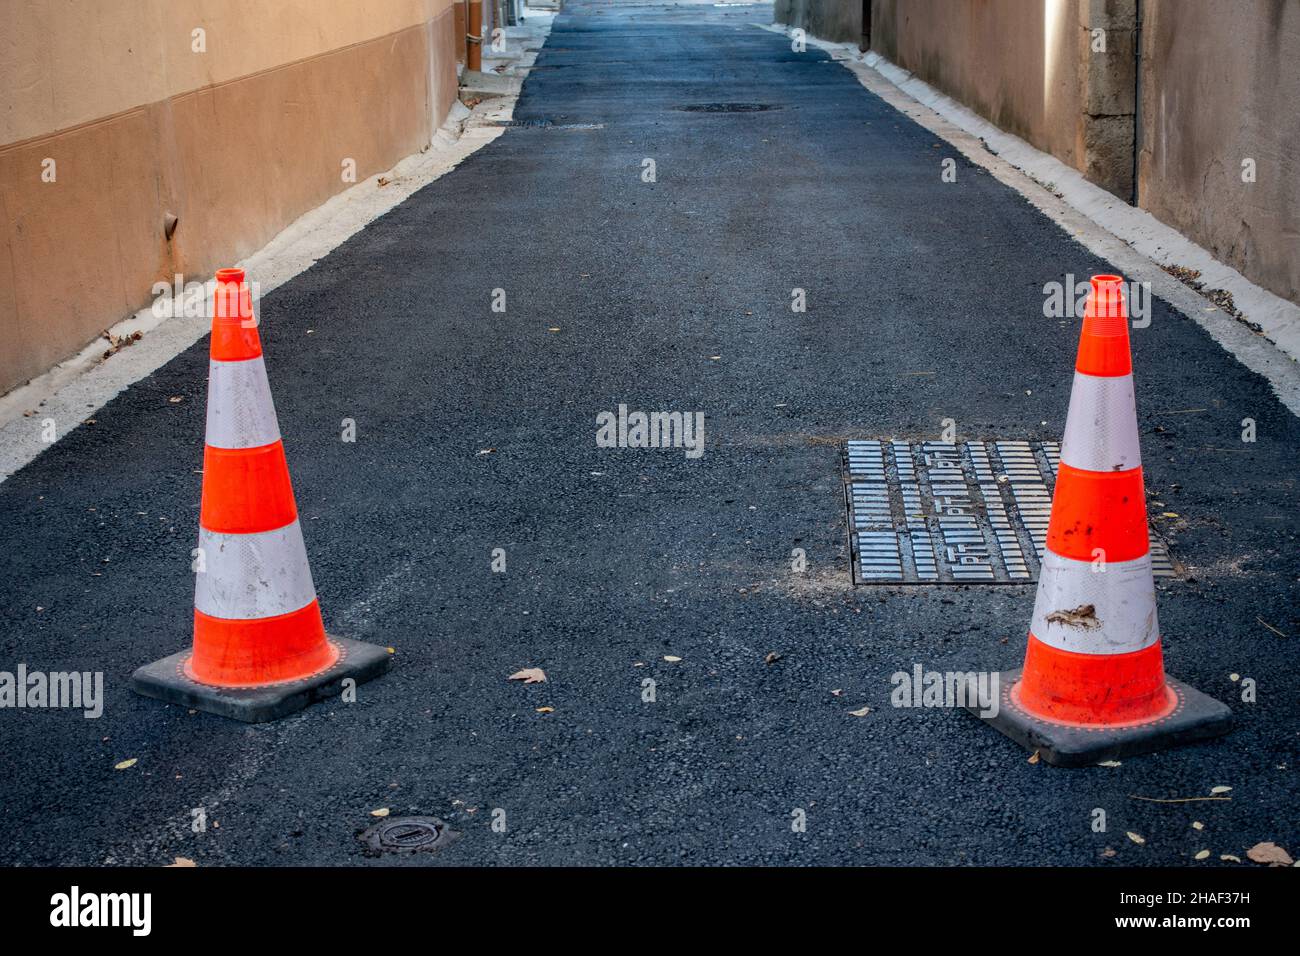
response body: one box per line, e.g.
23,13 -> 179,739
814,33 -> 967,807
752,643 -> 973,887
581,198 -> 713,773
969,275 -> 1231,765
132,268 -> 390,721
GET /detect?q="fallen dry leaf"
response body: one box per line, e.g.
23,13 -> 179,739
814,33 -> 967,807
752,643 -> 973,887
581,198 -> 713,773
508,667 -> 547,684
1209,785 -> 1232,794
764,652 -> 781,665
114,758 -> 137,771
370,808 -> 390,818
847,706 -> 871,717
1192,821 -> 1205,830
830,689 -> 843,697
101,329 -> 143,359
535,706 -> 554,714
1194,850 -> 1210,860
1126,832 -> 1145,845
1101,847 -> 1117,858
1246,841 -> 1293,866
1097,760 -> 1122,767
663,655 -> 681,663
1220,854 -> 1241,863
167,857 -> 197,868
1028,751 -> 1041,765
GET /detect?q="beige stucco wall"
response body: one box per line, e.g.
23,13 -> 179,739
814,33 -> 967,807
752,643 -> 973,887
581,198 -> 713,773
0,0 -> 460,395
1139,0 -> 1300,306
868,0 -> 1136,198
873,0 -> 1079,159
1,0 -> 450,146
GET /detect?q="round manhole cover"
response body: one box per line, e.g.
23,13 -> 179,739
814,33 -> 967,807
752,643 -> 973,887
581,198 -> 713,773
678,102 -> 779,113
359,816 -> 459,856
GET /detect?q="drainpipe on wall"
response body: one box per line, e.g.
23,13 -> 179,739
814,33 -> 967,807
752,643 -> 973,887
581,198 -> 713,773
455,1 -> 469,66
468,0 -> 484,72
1131,0 -> 1143,207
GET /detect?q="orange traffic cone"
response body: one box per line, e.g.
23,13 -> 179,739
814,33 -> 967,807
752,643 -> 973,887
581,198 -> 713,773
133,268 -> 389,721
970,275 -> 1230,765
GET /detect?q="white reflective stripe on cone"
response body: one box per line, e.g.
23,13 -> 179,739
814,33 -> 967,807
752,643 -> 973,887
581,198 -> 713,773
205,357 -> 282,450
194,520 -> 317,620
1030,550 -> 1159,655
1059,371 -> 1142,474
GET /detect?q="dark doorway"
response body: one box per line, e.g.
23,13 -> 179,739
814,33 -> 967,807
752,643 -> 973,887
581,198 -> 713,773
860,0 -> 872,52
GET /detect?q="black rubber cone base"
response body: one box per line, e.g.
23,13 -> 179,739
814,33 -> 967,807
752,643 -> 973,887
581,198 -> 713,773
131,636 -> 391,723
968,668 -> 1232,767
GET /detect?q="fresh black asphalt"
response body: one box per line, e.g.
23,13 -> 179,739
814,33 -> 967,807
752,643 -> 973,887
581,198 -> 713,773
1,1 -> 1296,866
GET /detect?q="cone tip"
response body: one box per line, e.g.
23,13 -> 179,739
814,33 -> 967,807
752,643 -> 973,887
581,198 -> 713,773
216,267 -> 245,285
1084,273 -> 1129,326
1075,273 -> 1132,374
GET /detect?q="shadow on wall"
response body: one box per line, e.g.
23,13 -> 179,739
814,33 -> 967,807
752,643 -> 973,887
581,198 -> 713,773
774,0 -> 866,46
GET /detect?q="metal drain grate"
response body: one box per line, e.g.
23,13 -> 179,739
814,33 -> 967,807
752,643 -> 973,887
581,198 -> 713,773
358,816 -> 459,856
844,440 -> 1177,585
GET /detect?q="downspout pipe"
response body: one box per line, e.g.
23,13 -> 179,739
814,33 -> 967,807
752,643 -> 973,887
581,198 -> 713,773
1131,0 -> 1143,207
